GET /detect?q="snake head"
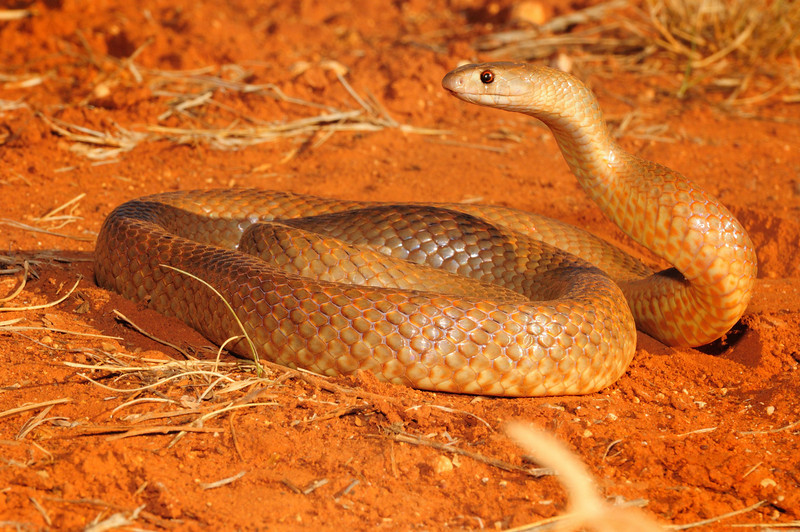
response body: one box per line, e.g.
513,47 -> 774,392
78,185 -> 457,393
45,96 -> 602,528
442,62 -> 526,109
442,62 -> 597,121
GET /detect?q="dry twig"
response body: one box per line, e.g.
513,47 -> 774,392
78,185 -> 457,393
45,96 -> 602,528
0,9 -> 33,21
505,423 -> 663,531
385,425 -> 552,478
0,278 -> 81,312
0,399 -> 71,421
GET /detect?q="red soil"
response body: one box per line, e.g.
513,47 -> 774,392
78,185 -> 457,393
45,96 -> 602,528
1,0 -> 799,529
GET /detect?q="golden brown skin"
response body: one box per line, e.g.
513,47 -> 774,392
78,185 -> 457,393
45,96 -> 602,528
443,63 -> 756,347
95,63 -> 756,396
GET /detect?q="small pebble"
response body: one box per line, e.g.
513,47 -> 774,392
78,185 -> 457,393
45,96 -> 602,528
510,1 -> 547,25
101,341 -> 117,352
552,53 -> 573,74
93,82 -> 111,99
434,455 -> 453,474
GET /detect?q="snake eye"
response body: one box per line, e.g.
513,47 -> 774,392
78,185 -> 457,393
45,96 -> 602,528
480,70 -> 494,84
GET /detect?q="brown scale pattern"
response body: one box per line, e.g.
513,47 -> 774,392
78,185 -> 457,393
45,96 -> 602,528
95,63 -> 756,396
96,190 -> 634,396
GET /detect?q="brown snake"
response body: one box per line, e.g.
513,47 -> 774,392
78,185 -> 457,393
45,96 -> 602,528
95,62 -> 757,396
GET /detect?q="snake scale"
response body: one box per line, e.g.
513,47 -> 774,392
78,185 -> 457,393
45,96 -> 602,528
95,62 -> 757,396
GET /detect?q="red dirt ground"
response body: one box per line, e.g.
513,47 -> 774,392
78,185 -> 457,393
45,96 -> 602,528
1,0 -> 799,530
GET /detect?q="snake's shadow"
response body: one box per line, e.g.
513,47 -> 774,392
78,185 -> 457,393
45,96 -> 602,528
696,320 -> 762,367
636,318 -> 760,367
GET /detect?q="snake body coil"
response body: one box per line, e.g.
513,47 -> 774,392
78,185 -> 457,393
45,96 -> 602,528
95,63 -> 756,396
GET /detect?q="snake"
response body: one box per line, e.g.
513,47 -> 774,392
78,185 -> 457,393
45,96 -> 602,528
95,62 -> 757,397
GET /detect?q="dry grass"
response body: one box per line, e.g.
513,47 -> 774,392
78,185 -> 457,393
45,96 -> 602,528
38,49 -> 445,159
475,0 -> 800,106
640,0 -> 800,101
0,399 -> 72,422
0,194 -> 94,241
139,64 -> 443,150
0,278 -> 80,312
1,251 -> 92,311
644,0 -> 798,66
63,350 -> 280,446
38,114 -> 147,161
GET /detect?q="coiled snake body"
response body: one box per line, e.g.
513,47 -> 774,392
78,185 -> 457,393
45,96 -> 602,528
95,63 -> 756,396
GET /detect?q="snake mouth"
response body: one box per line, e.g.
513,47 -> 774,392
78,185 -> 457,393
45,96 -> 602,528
442,71 -> 499,105
443,88 -> 468,101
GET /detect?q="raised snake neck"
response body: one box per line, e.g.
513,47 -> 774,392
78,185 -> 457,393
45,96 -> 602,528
94,63 -> 756,396
443,62 -> 756,347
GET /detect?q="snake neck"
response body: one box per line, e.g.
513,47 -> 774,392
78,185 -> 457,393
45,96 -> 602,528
532,94 -> 757,347
507,70 -> 623,198
531,102 -> 631,214
549,121 -> 620,193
